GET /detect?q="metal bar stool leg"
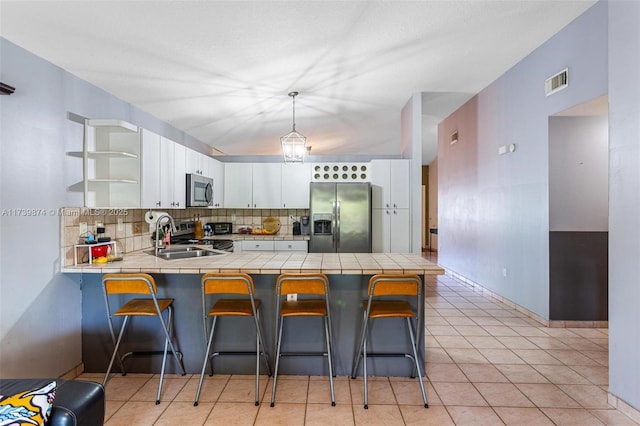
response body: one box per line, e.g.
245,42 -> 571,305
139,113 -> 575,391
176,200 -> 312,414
270,316 -> 285,407
363,322 -> 369,409
194,317 -> 217,406
324,316 -> 336,406
407,317 -> 428,408
103,316 -> 130,386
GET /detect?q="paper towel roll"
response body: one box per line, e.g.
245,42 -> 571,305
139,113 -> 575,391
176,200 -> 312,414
145,211 -> 168,225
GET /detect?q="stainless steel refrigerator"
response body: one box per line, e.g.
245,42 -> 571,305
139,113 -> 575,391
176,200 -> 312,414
309,182 -> 372,253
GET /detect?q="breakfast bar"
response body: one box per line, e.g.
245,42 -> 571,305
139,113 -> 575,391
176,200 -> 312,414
64,251 -> 443,377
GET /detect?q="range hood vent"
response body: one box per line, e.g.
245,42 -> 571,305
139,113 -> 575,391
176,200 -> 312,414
545,68 -> 568,96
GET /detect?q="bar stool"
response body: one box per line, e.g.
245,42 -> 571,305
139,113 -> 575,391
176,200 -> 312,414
194,273 -> 271,406
101,273 -> 186,405
271,273 -> 335,407
351,274 -> 428,409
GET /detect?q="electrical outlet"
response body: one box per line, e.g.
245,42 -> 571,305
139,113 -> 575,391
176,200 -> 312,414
502,268 -> 508,277
287,294 -> 297,302
231,214 -> 236,221
79,222 -> 88,237
117,218 -> 124,232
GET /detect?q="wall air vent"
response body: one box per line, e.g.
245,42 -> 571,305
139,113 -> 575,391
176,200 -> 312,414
545,68 -> 568,96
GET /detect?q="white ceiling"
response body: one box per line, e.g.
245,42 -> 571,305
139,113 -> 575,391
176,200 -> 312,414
0,0 -> 596,164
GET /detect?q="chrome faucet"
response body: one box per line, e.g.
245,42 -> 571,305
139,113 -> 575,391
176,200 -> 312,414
155,213 -> 177,256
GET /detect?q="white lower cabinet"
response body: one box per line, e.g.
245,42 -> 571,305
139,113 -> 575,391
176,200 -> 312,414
238,240 -> 308,252
242,240 -> 275,251
372,208 -> 411,253
274,240 -> 308,252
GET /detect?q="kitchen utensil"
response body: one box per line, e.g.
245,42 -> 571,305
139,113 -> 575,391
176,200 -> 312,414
91,245 -> 110,258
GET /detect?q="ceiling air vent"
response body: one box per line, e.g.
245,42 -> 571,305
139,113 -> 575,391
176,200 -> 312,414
545,68 -> 568,96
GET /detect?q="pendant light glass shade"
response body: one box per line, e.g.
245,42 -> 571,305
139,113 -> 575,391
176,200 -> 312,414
281,91 -> 306,163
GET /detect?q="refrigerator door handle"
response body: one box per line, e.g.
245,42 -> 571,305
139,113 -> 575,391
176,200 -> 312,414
335,200 -> 341,248
332,201 -> 337,248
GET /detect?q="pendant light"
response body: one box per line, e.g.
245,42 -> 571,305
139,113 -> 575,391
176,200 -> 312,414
280,91 -> 306,163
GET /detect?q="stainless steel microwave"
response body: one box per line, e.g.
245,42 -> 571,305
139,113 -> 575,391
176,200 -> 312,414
186,174 -> 213,207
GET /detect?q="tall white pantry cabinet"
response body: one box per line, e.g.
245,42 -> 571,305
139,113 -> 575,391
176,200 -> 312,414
370,159 -> 412,253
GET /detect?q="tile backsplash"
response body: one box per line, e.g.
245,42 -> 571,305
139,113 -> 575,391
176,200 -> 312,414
60,207 -> 309,266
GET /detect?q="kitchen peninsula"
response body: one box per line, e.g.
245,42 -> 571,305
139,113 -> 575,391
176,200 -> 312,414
64,251 -> 443,377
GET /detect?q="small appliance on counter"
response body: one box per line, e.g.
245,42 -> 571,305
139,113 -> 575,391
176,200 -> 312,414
207,222 -> 233,235
292,220 -> 301,235
300,215 -> 310,235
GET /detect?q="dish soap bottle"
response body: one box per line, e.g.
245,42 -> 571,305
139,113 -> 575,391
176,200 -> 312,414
194,215 -> 204,240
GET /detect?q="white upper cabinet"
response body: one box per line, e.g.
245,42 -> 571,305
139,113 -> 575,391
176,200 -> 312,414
370,159 -> 410,209
83,119 -> 141,208
159,137 -> 186,208
224,163 -> 253,208
281,163 -> 311,208
141,129 -> 162,208
252,163 -> 282,208
185,148 -> 209,176
209,158 -> 224,208
224,163 -> 285,209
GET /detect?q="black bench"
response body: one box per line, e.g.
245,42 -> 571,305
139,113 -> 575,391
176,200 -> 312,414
0,378 -> 105,426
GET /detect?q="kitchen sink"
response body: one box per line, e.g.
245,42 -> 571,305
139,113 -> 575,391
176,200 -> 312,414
145,246 -> 222,260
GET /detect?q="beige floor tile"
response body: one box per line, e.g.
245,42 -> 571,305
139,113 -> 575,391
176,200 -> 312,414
431,382 -> 487,406
425,362 -> 469,382
495,364 -> 549,383
453,325 -> 491,336
400,405 -> 454,425
541,407 -> 605,425
511,349 -> 563,365
477,348 -> 525,364
349,377 -> 396,405
446,406 -> 505,425
558,384 -> 612,409
496,336 -> 539,349
424,316 -> 451,325
493,407 -> 554,425
499,317 -> 533,326
305,403 -> 354,426
389,379 -> 429,406
562,337 -> 607,351
218,376 -> 272,403
526,336 -> 572,350
547,349 -> 601,366
533,365 -> 592,385
129,377 -> 189,402
481,325 -> 520,337
307,377 -> 350,404
510,326 -> 550,337
203,402 -> 259,425
434,335 -> 474,349
154,401 -> 213,425
589,408 -> 640,426
570,365 -> 609,386
426,325 -> 460,335
104,400 -> 125,422
105,376 -> 150,401
254,402 -> 306,426
444,316 -> 476,326
103,400 -> 166,426
264,376 -> 308,404
458,363 -> 509,383
352,404 -> 404,425
425,347 -> 454,363
582,350 -> 609,366
176,376 -> 229,403
475,382 -> 534,407
445,348 -> 490,364
470,316 -> 504,325
465,336 -> 507,349
516,383 -> 581,408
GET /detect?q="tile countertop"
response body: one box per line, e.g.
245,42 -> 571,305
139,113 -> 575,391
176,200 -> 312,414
62,248 -> 444,276
203,234 -> 310,241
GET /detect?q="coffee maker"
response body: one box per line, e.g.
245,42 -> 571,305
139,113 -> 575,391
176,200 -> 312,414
300,215 -> 310,235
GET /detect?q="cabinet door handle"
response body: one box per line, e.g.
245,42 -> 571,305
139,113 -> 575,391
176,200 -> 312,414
175,202 -> 180,207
